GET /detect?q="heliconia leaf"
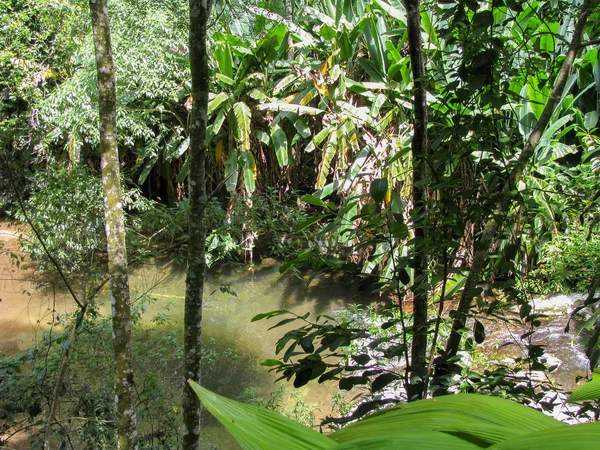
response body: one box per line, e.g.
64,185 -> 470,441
330,394 -> 564,447
271,125 -> 289,166
257,103 -> 324,115
488,422 -> 600,450
568,376 -> 600,402
189,382 -> 337,450
239,150 -> 256,193
233,102 -> 252,152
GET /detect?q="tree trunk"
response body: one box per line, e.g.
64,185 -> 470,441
442,0 -> 596,366
183,1 -> 211,449
89,1 -> 138,448
404,0 -> 429,400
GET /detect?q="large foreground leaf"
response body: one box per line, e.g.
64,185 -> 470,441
568,376 -> 600,402
330,394 -> 564,447
334,430 -> 482,450
189,381 -> 336,450
488,422 -> 600,450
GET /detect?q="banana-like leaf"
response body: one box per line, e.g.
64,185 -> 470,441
271,125 -> 289,166
256,103 -> 324,115
189,382 -> 337,450
568,376 -> 600,402
488,422 -> 600,450
208,92 -> 231,117
234,101 -> 252,152
225,149 -> 239,192
330,394 -> 565,447
239,150 -> 256,193
316,128 -> 338,189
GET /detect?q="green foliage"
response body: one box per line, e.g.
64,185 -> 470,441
14,163 -> 105,274
14,162 -> 155,274
192,383 -> 600,450
535,226 -> 600,293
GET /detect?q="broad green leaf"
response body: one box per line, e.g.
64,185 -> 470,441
370,178 -> 388,203
568,377 -> 600,402
216,73 -> 235,86
225,150 -> 239,192
233,102 -> 252,151
271,125 -> 289,166
335,431 -> 482,450
189,382 -> 337,450
305,127 -> 332,153
301,194 -> 326,207
239,150 -> 256,193
584,111 -> 599,131
372,0 -> 406,22
488,422 -> 600,450
257,103 -> 324,115
214,41 -> 233,79
528,77 -> 550,120
273,73 -> 298,96
317,129 -> 338,189
330,394 -> 564,447
208,92 -> 230,116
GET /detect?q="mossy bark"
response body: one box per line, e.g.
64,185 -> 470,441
89,1 -> 138,448
183,1 -> 211,449
404,0 -> 429,400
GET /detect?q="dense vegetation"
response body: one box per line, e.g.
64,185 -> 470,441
1,0 -> 600,448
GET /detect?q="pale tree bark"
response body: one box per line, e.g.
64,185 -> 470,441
89,1 -> 138,449
183,1 -> 211,449
404,0 -> 429,400
443,0 -> 596,363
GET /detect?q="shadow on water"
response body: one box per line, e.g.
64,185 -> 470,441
123,260 -> 378,449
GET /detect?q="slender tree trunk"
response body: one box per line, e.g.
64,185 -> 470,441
183,1 -> 211,449
89,2 -> 138,448
443,0 -> 596,364
404,0 -> 429,400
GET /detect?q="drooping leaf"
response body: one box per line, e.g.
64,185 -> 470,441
239,150 -> 256,193
225,149 -> 239,192
488,422 -> 600,450
330,394 -> 564,447
568,377 -> 600,402
256,103 -> 324,115
189,382 -> 337,450
271,125 -> 289,166
233,102 -> 252,151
